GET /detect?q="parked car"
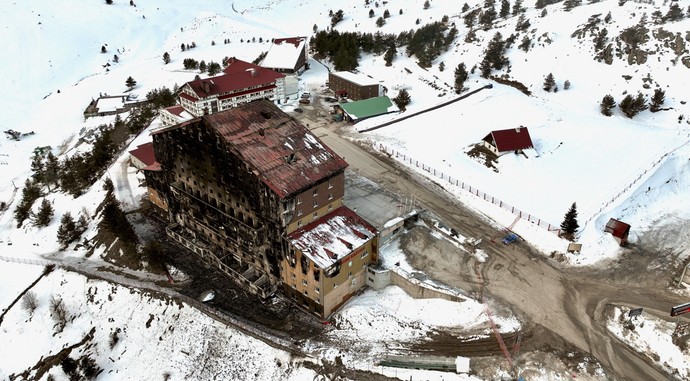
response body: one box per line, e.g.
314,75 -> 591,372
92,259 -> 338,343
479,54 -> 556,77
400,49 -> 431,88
299,98 -> 310,104
294,107 -> 303,113
501,233 -> 518,245
324,97 -> 337,102
301,92 -> 311,99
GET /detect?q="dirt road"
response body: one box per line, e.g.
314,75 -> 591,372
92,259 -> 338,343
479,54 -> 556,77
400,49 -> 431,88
308,120 -> 690,381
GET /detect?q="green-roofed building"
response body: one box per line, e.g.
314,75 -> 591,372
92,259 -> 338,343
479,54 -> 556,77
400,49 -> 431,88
338,96 -> 399,123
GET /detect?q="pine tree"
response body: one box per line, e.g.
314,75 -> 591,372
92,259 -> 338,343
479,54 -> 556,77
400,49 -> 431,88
543,73 -> 555,92
125,76 -> 137,90
560,202 -> 580,238
631,91 -> 648,115
518,35 -> 531,52
480,6 -> 497,30
181,43 -> 186,52
57,212 -> 77,249
199,60 -> 207,73
31,153 -> 45,184
207,61 -> 221,75
454,63 -> 468,94
376,16 -> 385,27
650,88 -> 665,112
479,58 -> 492,78
331,9 -> 344,27
618,94 -> 634,117
101,45 -> 107,53
500,0 -> 510,18
384,44 -> 396,66
369,9 -> 375,18
162,52 -> 171,64
393,89 -> 411,110
563,80 -> 571,90
462,3 -> 470,13
512,0 -> 523,15
665,3 -> 684,22
44,152 -> 59,191
113,54 -> 119,63
15,179 -> 42,228
106,0 -> 113,4
439,62 -> 445,72
423,0 -> 430,10
35,199 -> 54,227
383,9 -> 390,18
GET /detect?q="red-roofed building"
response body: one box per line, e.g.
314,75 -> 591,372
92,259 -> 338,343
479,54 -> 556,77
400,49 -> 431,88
260,37 -> 309,74
176,58 -> 287,117
129,142 -> 169,211
128,142 -> 156,170
604,218 -> 630,246
159,105 -> 195,126
145,100 -> 377,314
285,205 -> 378,317
482,127 -> 534,156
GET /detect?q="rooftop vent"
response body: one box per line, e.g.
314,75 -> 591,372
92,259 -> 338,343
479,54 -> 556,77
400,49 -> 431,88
260,111 -> 272,119
284,152 -> 297,164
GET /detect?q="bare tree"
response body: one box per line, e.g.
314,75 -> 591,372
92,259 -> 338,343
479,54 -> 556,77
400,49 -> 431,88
50,295 -> 69,333
22,291 -> 39,315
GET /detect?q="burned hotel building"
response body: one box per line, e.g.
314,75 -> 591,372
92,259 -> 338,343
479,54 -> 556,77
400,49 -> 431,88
144,100 -> 378,317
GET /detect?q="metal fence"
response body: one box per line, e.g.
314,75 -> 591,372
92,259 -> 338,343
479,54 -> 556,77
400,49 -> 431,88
377,143 -> 561,235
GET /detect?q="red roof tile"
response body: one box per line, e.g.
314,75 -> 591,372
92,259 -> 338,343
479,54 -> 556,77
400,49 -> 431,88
128,142 -> 156,167
288,206 -> 377,269
485,127 -> 534,152
184,59 -> 284,99
164,105 -> 186,117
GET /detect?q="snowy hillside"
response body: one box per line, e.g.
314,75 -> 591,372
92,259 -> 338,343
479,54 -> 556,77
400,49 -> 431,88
1,0 -> 690,379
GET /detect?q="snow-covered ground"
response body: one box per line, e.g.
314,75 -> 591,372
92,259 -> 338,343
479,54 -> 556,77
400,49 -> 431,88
2,0 -> 689,379
0,262 -> 315,381
607,306 -> 690,380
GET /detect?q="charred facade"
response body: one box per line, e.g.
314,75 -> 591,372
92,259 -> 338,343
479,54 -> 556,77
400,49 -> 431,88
145,100 -> 377,316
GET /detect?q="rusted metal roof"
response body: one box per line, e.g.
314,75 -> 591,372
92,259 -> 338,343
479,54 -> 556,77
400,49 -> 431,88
198,100 -> 348,198
604,218 -> 630,239
288,206 -> 377,269
484,127 -> 534,152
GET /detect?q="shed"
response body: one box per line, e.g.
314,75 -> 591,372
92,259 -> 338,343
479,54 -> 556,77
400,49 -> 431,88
482,127 -> 534,156
338,96 -> 399,122
604,218 -> 630,246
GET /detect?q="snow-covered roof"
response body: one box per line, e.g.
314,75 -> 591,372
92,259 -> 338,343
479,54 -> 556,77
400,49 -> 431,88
260,37 -> 306,71
289,206 -> 377,269
161,105 -> 194,122
331,71 -> 379,87
96,95 -> 126,112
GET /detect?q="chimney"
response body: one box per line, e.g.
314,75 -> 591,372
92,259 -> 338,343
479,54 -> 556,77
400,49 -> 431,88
250,68 -> 257,77
201,81 -> 211,94
515,126 -> 521,133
